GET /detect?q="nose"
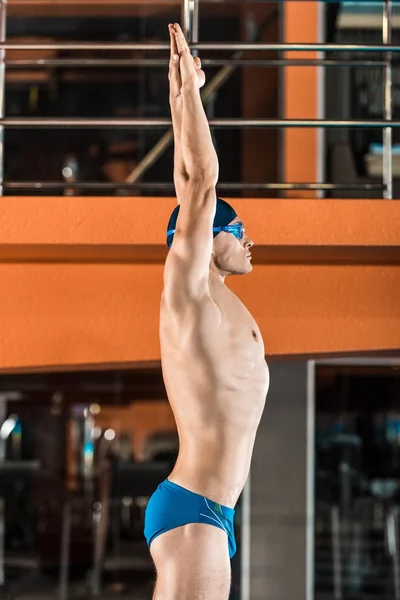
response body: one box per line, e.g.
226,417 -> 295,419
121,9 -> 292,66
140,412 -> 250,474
244,236 -> 254,249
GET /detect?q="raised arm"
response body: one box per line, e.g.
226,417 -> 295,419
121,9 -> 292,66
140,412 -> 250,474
165,23 -> 219,302
168,24 -> 186,185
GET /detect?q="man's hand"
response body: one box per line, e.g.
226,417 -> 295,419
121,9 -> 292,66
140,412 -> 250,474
171,23 -> 205,92
168,23 -> 183,104
169,23 -> 206,188
168,23 -> 205,138
169,22 -> 217,185
169,23 -> 186,185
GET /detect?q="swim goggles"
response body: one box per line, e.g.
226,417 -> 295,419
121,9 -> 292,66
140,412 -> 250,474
167,222 -> 245,241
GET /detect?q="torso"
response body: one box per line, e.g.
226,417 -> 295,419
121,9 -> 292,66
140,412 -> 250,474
160,271 -> 269,507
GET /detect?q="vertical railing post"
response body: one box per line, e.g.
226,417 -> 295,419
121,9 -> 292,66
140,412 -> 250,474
182,0 -> 199,52
182,0 -> 191,41
0,0 -> 7,196
383,0 -> 393,199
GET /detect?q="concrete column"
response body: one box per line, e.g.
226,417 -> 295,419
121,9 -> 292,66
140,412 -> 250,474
250,361 -> 312,600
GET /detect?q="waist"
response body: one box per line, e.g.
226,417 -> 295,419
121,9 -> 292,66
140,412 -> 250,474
169,431 -> 256,506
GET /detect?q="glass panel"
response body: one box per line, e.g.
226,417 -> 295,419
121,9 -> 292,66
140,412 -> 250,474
3,1 -> 280,197
0,368 -> 243,598
314,363 -> 400,600
324,1 -> 400,198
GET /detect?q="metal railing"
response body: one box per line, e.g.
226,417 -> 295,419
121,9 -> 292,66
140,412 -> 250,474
2,181 -> 384,192
383,0 -> 393,198
0,42 -> 399,52
0,0 -> 396,197
1,118 -> 400,128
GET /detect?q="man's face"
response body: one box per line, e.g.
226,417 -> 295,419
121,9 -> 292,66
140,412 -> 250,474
211,217 -> 254,276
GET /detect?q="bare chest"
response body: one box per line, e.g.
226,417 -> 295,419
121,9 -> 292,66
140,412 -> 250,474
209,280 -> 264,356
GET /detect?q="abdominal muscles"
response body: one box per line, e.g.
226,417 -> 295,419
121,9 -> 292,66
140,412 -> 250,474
160,336 -> 269,505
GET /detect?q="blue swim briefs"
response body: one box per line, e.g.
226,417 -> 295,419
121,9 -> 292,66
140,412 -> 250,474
144,479 -> 236,558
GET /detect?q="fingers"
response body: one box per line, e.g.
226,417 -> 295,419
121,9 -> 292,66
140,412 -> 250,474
168,23 -> 178,60
168,24 -> 182,96
168,24 -> 203,92
170,23 -> 200,64
173,23 -> 190,57
172,23 -> 197,86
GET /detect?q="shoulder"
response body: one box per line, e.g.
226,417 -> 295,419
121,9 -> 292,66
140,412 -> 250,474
161,272 -> 221,327
163,246 -> 210,304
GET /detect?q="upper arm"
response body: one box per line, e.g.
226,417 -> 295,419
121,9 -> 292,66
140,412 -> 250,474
164,177 -> 216,304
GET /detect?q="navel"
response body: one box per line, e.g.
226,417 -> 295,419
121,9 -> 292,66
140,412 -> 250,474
252,329 -> 258,341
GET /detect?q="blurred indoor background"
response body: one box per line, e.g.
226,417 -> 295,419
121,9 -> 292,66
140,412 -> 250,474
0,1 -> 399,599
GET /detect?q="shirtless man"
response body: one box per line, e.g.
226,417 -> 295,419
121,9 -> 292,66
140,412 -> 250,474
144,23 -> 270,599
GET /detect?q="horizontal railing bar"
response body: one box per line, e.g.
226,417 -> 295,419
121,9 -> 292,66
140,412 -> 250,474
0,118 -> 399,128
3,182 -> 385,191
4,58 -> 388,68
1,42 -> 400,52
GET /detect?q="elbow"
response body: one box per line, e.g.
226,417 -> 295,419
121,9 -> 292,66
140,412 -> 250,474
186,165 -> 219,186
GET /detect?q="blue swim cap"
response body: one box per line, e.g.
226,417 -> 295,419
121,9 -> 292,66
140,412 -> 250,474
166,197 -> 237,247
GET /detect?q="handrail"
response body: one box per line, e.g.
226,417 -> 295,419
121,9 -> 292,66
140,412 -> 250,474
0,118 -> 398,128
3,182 -> 385,192
5,58 -> 390,69
3,59 -> 391,68
0,42 -> 400,52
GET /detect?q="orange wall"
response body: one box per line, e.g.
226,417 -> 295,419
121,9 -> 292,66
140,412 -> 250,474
284,1 -> 319,197
0,196 -> 399,371
0,263 -> 398,369
2,196 -> 400,247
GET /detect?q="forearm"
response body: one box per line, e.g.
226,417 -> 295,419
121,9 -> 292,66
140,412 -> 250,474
171,103 -> 182,169
169,23 -> 217,186
170,95 -> 182,144
180,83 -> 218,180
170,97 -> 188,185
168,25 -> 187,185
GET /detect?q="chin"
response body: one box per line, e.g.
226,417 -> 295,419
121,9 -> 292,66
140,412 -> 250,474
230,263 -> 253,276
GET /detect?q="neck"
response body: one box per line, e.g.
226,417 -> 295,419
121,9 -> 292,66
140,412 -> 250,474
209,261 -> 227,283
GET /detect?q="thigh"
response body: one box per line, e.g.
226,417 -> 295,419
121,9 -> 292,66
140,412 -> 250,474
151,523 -> 231,600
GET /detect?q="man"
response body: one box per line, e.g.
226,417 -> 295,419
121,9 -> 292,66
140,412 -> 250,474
144,23 -> 269,599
